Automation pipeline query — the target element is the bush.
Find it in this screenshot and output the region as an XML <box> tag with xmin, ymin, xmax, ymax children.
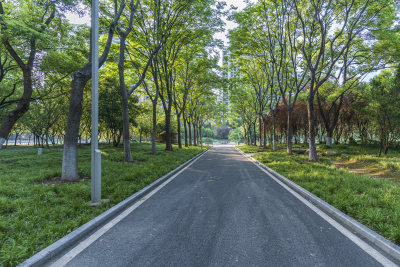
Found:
<box><xmin>229</xmin><ymin>128</ymin><xmax>243</xmax><ymax>143</ymax></box>
<box><xmin>202</xmin><ymin>127</ymin><xmax>217</xmax><ymax>138</ymax></box>
<box><xmin>203</xmin><ymin>137</ymin><xmax>214</xmax><ymax>143</ymax></box>
<box><xmin>349</xmin><ymin>137</ymin><xmax>357</xmax><ymax>145</ymax></box>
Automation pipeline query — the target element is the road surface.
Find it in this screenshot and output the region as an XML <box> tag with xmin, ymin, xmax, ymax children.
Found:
<box><xmin>50</xmin><ymin>146</ymin><xmax>397</xmax><ymax>267</ymax></box>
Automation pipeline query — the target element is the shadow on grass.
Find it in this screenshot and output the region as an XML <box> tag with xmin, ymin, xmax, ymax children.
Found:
<box><xmin>0</xmin><ymin>142</ymin><xmax>206</xmax><ymax>266</ymax></box>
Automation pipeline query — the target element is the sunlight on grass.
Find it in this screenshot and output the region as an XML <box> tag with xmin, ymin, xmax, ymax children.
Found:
<box><xmin>0</xmin><ymin>143</ymin><xmax>206</xmax><ymax>266</ymax></box>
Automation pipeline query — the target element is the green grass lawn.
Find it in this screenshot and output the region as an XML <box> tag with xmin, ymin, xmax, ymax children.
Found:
<box><xmin>238</xmin><ymin>143</ymin><xmax>400</xmax><ymax>182</ymax></box>
<box><xmin>0</xmin><ymin>143</ymin><xmax>206</xmax><ymax>266</ymax></box>
<box><xmin>237</xmin><ymin>144</ymin><xmax>400</xmax><ymax>246</ymax></box>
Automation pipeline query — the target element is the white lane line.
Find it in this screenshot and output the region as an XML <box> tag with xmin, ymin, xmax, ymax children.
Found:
<box><xmin>50</xmin><ymin>150</ymin><xmax>209</xmax><ymax>267</ymax></box>
<box><xmin>242</xmin><ymin>152</ymin><xmax>397</xmax><ymax>267</ymax></box>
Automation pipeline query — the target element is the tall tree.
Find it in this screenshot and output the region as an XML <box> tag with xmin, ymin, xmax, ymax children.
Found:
<box><xmin>292</xmin><ymin>0</ymin><xmax>390</xmax><ymax>161</ymax></box>
<box><xmin>117</xmin><ymin>0</ymin><xmax>161</xmax><ymax>162</ymax></box>
<box><xmin>357</xmin><ymin>69</ymin><xmax>400</xmax><ymax>156</ymax></box>
<box><xmin>62</xmin><ymin>0</ymin><xmax>126</xmax><ymax>180</ymax></box>
<box><xmin>0</xmin><ymin>0</ymin><xmax>62</xmax><ymax>148</ymax></box>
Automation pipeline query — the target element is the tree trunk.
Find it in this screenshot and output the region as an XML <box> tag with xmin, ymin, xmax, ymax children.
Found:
<box><xmin>259</xmin><ymin>116</ymin><xmax>262</xmax><ymax>147</ymax></box>
<box><xmin>287</xmin><ymin>107</ymin><xmax>293</xmax><ymax>155</ymax></box>
<box><xmin>14</xmin><ymin>132</ymin><xmax>19</xmax><ymax>146</ymax></box>
<box><xmin>176</xmin><ymin>111</ymin><xmax>182</xmax><ymax>149</ymax></box>
<box><xmin>45</xmin><ymin>129</ymin><xmax>50</xmax><ymax>149</ymax></box>
<box><xmin>62</xmin><ymin>72</ymin><xmax>91</xmax><ymax>180</ymax></box>
<box><xmin>0</xmin><ymin>70</ymin><xmax>33</xmax><ymax>149</ymax></box>
<box><xmin>188</xmin><ymin>119</ymin><xmax>192</xmax><ymax>146</ymax></box>
<box><xmin>193</xmin><ymin>122</ymin><xmax>197</xmax><ymax>146</ymax></box>
<box><xmin>119</xmin><ymin>35</ymin><xmax>134</xmax><ymax>163</ymax></box>
<box><xmin>165</xmin><ymin>108</ymin><xmax>173</xmax><ymax>151</ymax></box>
<box><xmin>151</xmin><ymin>100</ymin><xmax>157</xmax><ymax>155</ymax></box>
<box><xmin>263</xmin><ymin>117</ymin><xmax>267</xmax><ymax>149</ymax></box>
<box><xmin>307</xmin><ymin>94</ymin><xmax>319</xmax><ymax>161</ymax></box>
<box><xmin>253</xmin><ymin>122</ymin><xmax>256</xmax><ymax>146</ymax></box>
<box><xmin>247</xmin><ymin>125</ymin><xmax>251</xmax><ymax>145</ymax></box>
<box><xmin>61</xmin><ymin>4</ymin><xmax>123</xmax><ymax>180</ymax></box>
<box><xmin>272</xmin><ymin>112</ymin><xmax>277</xmax><ymax>151</ymax></box>
<box><xmin>199</xmin><ymin>125</ymin><xmax>203</xmax><ymax>149</ymax></box>
<box><xmin>384</xmin><ymin>143</ymin><xmax>389</xmax><ymax>155</ymax></box>
<box><xmin>243</xmin><ymin>127</ymin><xmax>247</xmax><ymax>145</ymax></box>
<box><xmin>326</xmin><ymin>135</ymin><xmax>333</xmax><ymax>148</ymax></box>
<box><xmin>197</xmin><ymin>122</ymin><xmax>200</xmax><ymax>145</ymax></box>
<box><xmin>183</xmin><ymin>113</ymin><xmax>188</xmax><ymax>147</ymax></box>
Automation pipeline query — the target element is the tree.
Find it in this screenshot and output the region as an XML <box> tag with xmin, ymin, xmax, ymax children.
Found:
<box><xmin>136</xmin><ymin>0</ymin><xmax>193</xmax><ymax>154</ymax></box>
<box><xmin>0</xmin><ymin>0</ymin><xmax>65</xmax><ymax>148</ymax></box>
<box><xmin>358</xmin><ymin>69</ymin><xmax>400</xmax><ymax>156</ymax></box>
<box><xmin>153</xmin><ymin>0</ymin><xmax>222</xmax><ymax>151</ymax></box>
<box><xmin>62</xmin><ymin>0</ymin><xmax>126</xmax><ymax>180</ymax></box>
<box><xmin>229</xmin><ymin>127</ymin><xmax>243</xmax><ymax>144</ymax></box>
<box><xmin>291</xmin><ymin>0</ymin><xmax>391</xmax><ymax>161</ymax></box>
<box><xmin>99</xmin><ymin>75</ymin><xmax>138</xmax><ymax>148</ymax></box>
<box><xmin>0</xmin><ymin>49</ymin><xmax>18</xmax><ymax>113</ymax></box>
<box><xmin>117</xmin><ymin>0</ymin><xmax>161</xmax><ymax>162</ymax></box>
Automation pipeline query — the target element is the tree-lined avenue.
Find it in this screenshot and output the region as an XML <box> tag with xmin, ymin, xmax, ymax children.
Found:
<box><xmin>47</xmin><ymin>146</ymin><xmax>397</xmax><ymax>267</ymax></box>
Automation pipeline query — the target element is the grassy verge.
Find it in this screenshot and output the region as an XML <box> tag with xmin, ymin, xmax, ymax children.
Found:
<box><xmin>0</xmin><ymin>143</ymin><xmax>206</xmax><ymax>266</ymax></box>
<box><xmin>236</xmin><ymin>144</ymin><xmax>400</xmax><ymax>246</ymax></box>
<box><xmin>237</xmin><ymin>143</ymin><xmax>400</xmax><ymax>182</ymax></box>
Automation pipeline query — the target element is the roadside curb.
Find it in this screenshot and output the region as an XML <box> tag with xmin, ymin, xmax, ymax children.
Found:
<box><xmin>235</xmin><ymin>147</ymin><xmax>400</xmax><ymax>262</ymax></box>
<box><xmin>20</xmin><ymin>147</ymin><xmax>210</xmax><ymax>267</ymax></box>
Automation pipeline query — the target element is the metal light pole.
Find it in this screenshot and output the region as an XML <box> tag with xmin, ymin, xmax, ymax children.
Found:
<box><xmin>91</xmin><ymin>0</ymin><xmax>101</xmax><ymax>204</ymax></box>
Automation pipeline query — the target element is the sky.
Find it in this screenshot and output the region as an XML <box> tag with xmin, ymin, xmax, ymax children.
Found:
<box><xmin>214</xmin><ymin>0</ymin><xmax>251</xmax><ymax>46</ymax></box>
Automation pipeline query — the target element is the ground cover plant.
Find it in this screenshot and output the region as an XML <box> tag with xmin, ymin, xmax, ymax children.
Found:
<box><xmin>0</xmin><ymin>143</ymin><xmax>206</xmax><ymax>266</ymax></box>
<box><xmin>237</xmin><ymin>144</ymin><xmax>400</xmax><ymax>182</ymax></box>
<box><xmin>237</xmin><ymin>144</ymin><xmax>400</xmax><ymax>246</ymax></box>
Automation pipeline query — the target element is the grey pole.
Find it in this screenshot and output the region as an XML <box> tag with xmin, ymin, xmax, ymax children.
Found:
<box><xmin>91</xmin><ymin>0</ymin><xmax>101</xmax><ymax>204</ymax></box>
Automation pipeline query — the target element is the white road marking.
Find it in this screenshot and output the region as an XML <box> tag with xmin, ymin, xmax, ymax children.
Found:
<box><xmin>242</xmin><ymin>151</ymin><xmax>397</xmax><ymax>267</ymax></box>
<box><xmin>49</xmin><ymin>150</ymin><xmax>209</xmax><ymax>267</ymax></box>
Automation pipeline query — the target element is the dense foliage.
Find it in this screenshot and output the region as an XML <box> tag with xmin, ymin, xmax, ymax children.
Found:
<box><xmin>228</xmin><ymin>0</ymin><xmax>400</xmax><ymax>158</ymax></box>
<box><xmin>0</xmin><ymin>0</ymin><xmax>225</xmax><ymax>179</ymax></box>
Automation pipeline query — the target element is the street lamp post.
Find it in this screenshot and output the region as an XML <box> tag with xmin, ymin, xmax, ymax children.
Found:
<box><xmin>91</xmin><ymin>0</ymin><xmax>101</xmax><ymax>205</ymax></box>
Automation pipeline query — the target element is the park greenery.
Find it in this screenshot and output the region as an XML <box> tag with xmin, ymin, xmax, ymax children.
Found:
<box><xmin>229</xmin><ymin>0</ymin><xmax>400</xmax><ymax>249</ymax></box>
<box><xmin>228</xmin><ymin>0</ymin><xmax>400</xmax><ymax>159</ymax></box>
<box><xmin>0</xmin><ymin>0</ymin><xmax>225</xmax><ymax>180</ymax></box>
<box><xmin>1</xmin><ymin>0</ymin><xmax>400</xmax><ymax>265</ymax></box>
<box><xmin>0</xmin><ymin>143</ymin><xmax>207</xmax><ymax>265</ymax></box>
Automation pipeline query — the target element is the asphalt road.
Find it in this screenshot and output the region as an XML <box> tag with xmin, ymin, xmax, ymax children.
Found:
<box><xmin>56</xmin><ymin>146</ymin><xmax>392</xmax><ymax>266</ymax></box>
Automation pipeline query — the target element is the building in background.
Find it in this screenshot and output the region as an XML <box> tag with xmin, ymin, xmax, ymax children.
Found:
<box><xmin>221</xmin><ymin>47</ymin><xmax>240</xmax><ymax>125</ymax></box>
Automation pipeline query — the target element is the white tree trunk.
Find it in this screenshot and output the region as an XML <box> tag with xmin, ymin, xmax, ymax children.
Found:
<box><xmin>326</xmin><ymin>137</ymin><xmax>333</xmax><ymax>148</ymax></box>
<box><xmin>273</xmin><ymin>140</ymin><xmax>277</xmax><ymax>151</ymax></box>
<box><xmin>62</xmin><ymin>144</ymin><xmax>78</xmax><ymax>180</ymax></box>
